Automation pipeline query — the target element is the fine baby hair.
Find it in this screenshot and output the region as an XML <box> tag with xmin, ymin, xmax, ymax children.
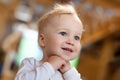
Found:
<box><xmin>38</xmin><ymin>3</ymin><xmax>83</xmax><ymax>38</ymax></box>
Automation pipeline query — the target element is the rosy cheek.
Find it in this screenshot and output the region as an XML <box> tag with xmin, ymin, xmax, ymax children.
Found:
<box><xmin>77</xmin><ymin>47</ymin><xmax>81</xmax><ymax>53</ymax></box>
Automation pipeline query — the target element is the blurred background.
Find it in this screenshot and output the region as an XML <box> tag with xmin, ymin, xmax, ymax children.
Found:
<box><xmin>0</xmin><ymin>0</ymin><xmax>120</xmax><ymax>80</ymax></box>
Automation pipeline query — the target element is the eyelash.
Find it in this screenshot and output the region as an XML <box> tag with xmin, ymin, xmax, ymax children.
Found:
<box><xmin>74</xmin><ymin>36</ymin><xmax>80</xmax><ymax>40</ymax></box>
<box><xmin>59</xmin><ymin>32</ymin><xmax>67</xmax><ymax>36</ymax></box>
<box><xmin>59</xmin><ymin>31</ymin><xmax>80</xmax><ymax>40</ymax></box>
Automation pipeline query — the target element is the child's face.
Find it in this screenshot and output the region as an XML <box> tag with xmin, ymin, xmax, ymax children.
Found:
<box><xmin>39</xmin><ymin>14</ymin><xmax>83</xmax><ymax>61</ymax></box>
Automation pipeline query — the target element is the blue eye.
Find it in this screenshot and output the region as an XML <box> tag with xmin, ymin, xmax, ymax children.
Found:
<box><xmin>59</xmin><ymin>32</ymin><xmax>66</xmax><ymax>36</ymax></box>
<box><xmin>74</xmin><ymin>36</ymin><xmax>80</xmax><ymax>40</ymax></box>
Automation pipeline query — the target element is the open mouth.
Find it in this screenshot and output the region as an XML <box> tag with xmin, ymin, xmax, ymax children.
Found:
<box><xmin>62</xmin><ymin>47</ymin><xmax>73</xmax><ymax>52</ymax></box>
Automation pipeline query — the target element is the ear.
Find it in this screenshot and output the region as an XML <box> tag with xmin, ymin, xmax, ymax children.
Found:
<box><xmin>39</xmin><ymin>33</ymin><xmax>45</xmax><ymax>48</ymax></box>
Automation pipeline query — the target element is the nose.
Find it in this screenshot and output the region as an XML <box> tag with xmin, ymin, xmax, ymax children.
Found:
<box><xmin>66</xmin><ymin>38</ymin><xmax>74</xmax><ymax>46</ymax></box>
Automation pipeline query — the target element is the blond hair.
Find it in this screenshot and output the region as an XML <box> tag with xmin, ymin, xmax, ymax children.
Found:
<box><xmin>37</xmin><ymin>3</ymin><xmax>84</xmax><ymax>47</ymax></box>
<box><xmin>38</xmin><ymin>3</ymin><xmax>82</xmax><ymax>33</ymax></box>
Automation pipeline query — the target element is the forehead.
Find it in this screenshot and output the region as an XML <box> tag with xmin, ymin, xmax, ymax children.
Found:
<box><xmin>48</xmin><ymin>14</ymin><xmax>83</xmax><ymax>31</ymax></box>
<box><xmin>51</xmin><ymin>14</ymin><xmax>81</xmax><ymax>23</ymax></box>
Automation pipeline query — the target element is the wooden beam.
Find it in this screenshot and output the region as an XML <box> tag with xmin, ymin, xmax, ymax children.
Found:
<box><xmin>81</xmin><ymin>21</ymin><xmax>120</xmax><ymax>47</ymax></box>
<box><xmin>97</xmin><ymin>39</ymin><xmax>115</xmax><ymax>80</ymax></box>
<box><xmin>35</xmin><ymin>0</ymin><xmax>54</xmax><ymax>6</ymax></box>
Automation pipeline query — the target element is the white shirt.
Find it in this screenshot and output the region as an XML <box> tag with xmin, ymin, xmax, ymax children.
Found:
<box><xmin>15</xmin><ymin>58</ymin><xmax>82</xmax><ymax>80</ymax></box>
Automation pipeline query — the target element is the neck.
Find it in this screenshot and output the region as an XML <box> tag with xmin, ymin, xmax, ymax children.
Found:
<box><xmin>41</xmin><ymin>55</ymin><xmax>48</xmax><ymax>63</ymax></box>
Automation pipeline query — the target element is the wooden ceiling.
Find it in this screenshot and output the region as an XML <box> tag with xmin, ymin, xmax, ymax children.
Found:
<box><xmin>0</xmin><ymin>0</ymin><xmax>120</xmax><ymax>11</ymax></box>
<box><xmin>85</xmin><ymin>0</ymin><xmax>120</xmax><ymax>9</ymax></box>
<box><xmin>0</xmin><ymin>0</ymin><xmax>120</xmax><ymax>47</ymax></box>
<box><xmin>35</xmin><ymin>0</ymin><xmax>120</xmax><ymax>9</ymax></box>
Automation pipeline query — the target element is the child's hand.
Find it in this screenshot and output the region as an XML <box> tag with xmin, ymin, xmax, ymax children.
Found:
<box><xmin>47</xmin><ymin>56</ymin><xmax>66</xmax><ymax>70</ymax></box>
<box><xmin>59</xmin><ymin>61</ymin><xmax>72</xmax><ymax>74</ymax></box>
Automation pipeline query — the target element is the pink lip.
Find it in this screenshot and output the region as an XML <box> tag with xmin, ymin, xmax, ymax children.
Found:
<box><xmin>62</xmin><ymin>47</ymin><xmax>73</xmax><ymax>52</ymax></box>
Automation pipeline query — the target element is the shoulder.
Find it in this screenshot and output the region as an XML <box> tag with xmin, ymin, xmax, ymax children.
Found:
<box><xmin>21</xmin><ymin>57</ymin><xmax>41</xmax><ymax>66</ymax></box>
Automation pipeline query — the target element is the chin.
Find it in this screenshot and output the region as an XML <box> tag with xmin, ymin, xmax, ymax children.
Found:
<box><xmin>70</xmin><ymin>57</ymin><xmax>76</xmax><ymax>60</ymax></box>
<box><xmin>59</xmin><ymin>54</ymin><xmax>74</xmax><ymax>61</ymax></box>
<box><xmin>66</xmin><ymin>57</ymin><xmax>74</xmax><ymax>61</ymax></box>
<box><xmin>62</xmin><ymin>57</ymin><xmax>71</xmax><ymax>61</ymax></box>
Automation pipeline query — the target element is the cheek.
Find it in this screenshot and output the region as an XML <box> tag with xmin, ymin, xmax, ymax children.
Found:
<box><xmin>46</xmin><ymin>38</ymin><xmax>59</xmax><ymax>48</ymax></box>
<box><xmin>76</xmin><ymin>44</ymin><xmax>81</xmax><ymax>53</ymax></box>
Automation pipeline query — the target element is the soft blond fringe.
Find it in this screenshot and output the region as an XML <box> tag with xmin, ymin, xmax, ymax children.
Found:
<box><xmin>52</xmin><ymin>3</ymin><xmax>77</xmax><ymax>14</ymax></box>
<box><xmin>38</xmin><ymin>3</ymin><xmax>77</xmax><ymax>31</ymax></box>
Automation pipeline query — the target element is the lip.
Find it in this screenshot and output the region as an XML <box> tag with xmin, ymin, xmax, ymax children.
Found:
<box><xmin>62</xmin><ymin>47</ymin><xmax>73</xmax><ymax>52</ymax></box>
